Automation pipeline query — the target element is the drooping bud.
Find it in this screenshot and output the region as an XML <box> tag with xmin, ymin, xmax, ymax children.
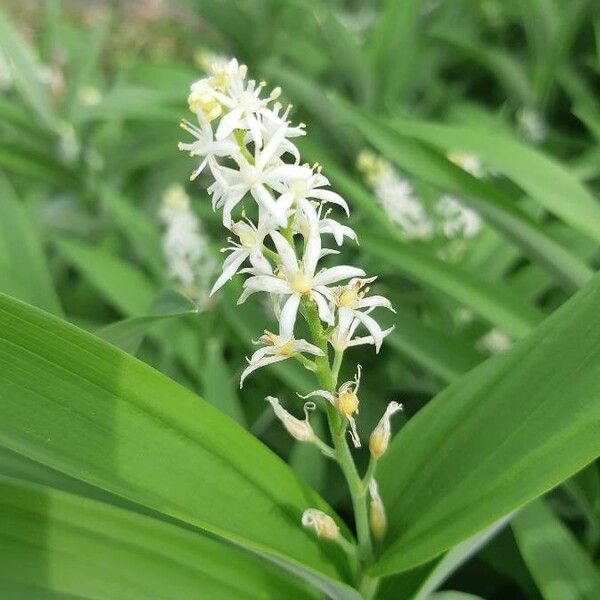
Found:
<box><xmin>335</xmin><ymin>366</ymin><xmax>362</xmax><ymax>448</ymax></box>
<box><xmin>302</xmin><ymin>509</ymin><xmax>339</xmax><ymax>540</ymax></box>
<box><xmin>368</xmin><ymin>480</ymin><xmax>387</xmax><ymax>539</ymax></box>
<box><xmin>265</xmin><ymin>396</ymin><xmax>315</xmax><ymax>442</ymax></box>
<box><xmin>369</xmin><ymin>401</ymin><xmax>402</xmax><ymax>459</ymax></box>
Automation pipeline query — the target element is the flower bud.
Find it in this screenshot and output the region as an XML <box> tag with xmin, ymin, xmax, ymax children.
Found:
<box><xmin>368</xmin><ymin>480</ymin><xmax>387</xmax><ymax>539</ymax></box>
<box><xmin>302</xmin><ymin>509</ymin><xmax>339</xmax><ymax>540</ymax></box>
<box><xmin>266</xmin><ymin>396</ymin><xmax>315</xmax><ymax>442</ymax></box>
<box><xmin>369</xmin><ymin>401</ymin><xmax>402</xmax><ymax>459</ymax></box>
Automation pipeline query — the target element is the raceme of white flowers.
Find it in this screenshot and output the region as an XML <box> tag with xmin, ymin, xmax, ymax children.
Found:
<box><xmin>160</xmin><ymin>184</ymin><xmax>217</xmax><ymax>308</ymax></box>
<box><xmin>179</xmin><ymin>58</ymin><xmax>401</xmax><ymax>548</ymax></box>
<box><xmin>358</xmin><ymin>149</ymin><xmax>483</xmax><ymax>246</ymax></box>
<box><xmin>357</xmin><ymin>150</ymin><xmax>434</xmax><ymax>240</ymax></box>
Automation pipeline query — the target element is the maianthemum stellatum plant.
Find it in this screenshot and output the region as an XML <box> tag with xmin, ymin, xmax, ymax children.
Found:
<box><xmin>1</xmin><ymin>3</ymin><xmax>600</xmax><ymax>598</ymax></box>
<box><xmin>178</xmin><ymin>57</ymin><xmax>401</xmax><ymax>592</ymax></box>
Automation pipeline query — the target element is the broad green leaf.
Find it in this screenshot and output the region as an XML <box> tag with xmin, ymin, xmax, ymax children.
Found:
<box><xmin>97</xmin><ymin>290</ymin><xmax>198</xmax><ymax>354</ymax></box>
<box><xmin>0</xmin><ymin>293</ymin><xmax>359</xmax><ymax>599</ymax></box>
<box><xmin>513</xmin><ymin>499</ymin><xmax>600</xmax><ymax>600</ymax></box>
<box><xmin>368</xmin><ymin>0</ymin><xmax>420</xmax><ymax>105</ymax></box>
<box><xmin>412</xmin><ymin>516</ymin><xmax>512</xmax><ymax>600</ymax></box>
<box><xmin>0</xmin><ymin>476</ymin><xmax>315</xmax><ymax>599</ymax></box>
<box><xmin>202</xmin><ymin>338</ymin><xmax>246</xmax><ymax>425</ymax></box>
<box><xmin>386</xmin><ymin>313</ymin><xmax>484</xmax><ymax>384</ymax></box>
<box><xmin>104</xmin><ymin>189</ymin><xmax>165</xmax><ymax>278</ymax></box>
<box><xmin>56</xmin><ymin>238</ymin><xmax>156</xmax><ymax>315</ymax></box>
<box><xmin>0</xmin><ymin>172</ymin><xmax>62</xmax><ymax>315</ymax></box>
<box><xmin>388</xmin><ymin>117</ymin><xmax>600</xmax><ymax>246</ymax></box>
<box><xmin>331</xmin><ymin>100</ymin><xmax>594</xmax><ymax>291</ymax></box>
<box><xmin>360</xmin><ymin>229</ymin><xmax>543</xmax><ymax>338</ymax></box>
<box><xmin>375</xmin><ymin>273</ymin><xmax>600</xmax><ymax>576</ymax></box>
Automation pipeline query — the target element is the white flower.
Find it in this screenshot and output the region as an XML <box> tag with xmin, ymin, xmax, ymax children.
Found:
<box><xmin>275</xmin><ymin>166</ymin><xmax>350</xmax><ymax>217</ymax></box>
<box><xmin>369</xmin><ymin>401</ymin><xmax>403</xmax><ymax>459</ymax></box>
<box><xmin>479</xmin><ymin>328</ymin><xmax>512</xmax><ymax>354</ymax></box>
<box><xmin>332</xmin><ymin>278</ymin><xmax>395</xmax><ymax>352</ymax></box>
<box><xmin>208</xmin><ymin>60</ymin><xmax>281</xmax><ymax>148</ymax></box>
<box><xmin>239</xmin><ymin>204</ymin><xmax>365</xmax><ymax>339</ymax></box>
<box><xmin>295</xmin><ymin>204</ymin><xmax>357</xmax><ymax>247</ymax></box>
<box><xmin>329</xmin><ymin>316</ymin><xmax>394</xmax><ymax>353</ymax></box>
<box><xmin>210</xmin><ymin>217</ymin><xmax>272</xmax><ymax>295</ymax></box>
<box><xmin>240</xmin><ymin>331</ymin><xmax>324</xmax><ymax>387</ymax></box>
<box><xmin>265</xmin><ymin>396</ymin><xmax>316</xmax><ymax>441</ymax></box>
<box><xmin>436</xmin><ymin>195</ymin><xmax>481</xmax><ymax>239</ymax></box>
<box><xmin>178</xmin><ymin>117</ymin><xmax>238</xmax><ymax>180</ymax></box>
<box><xmin>447</xmin><ymin>151</ymin><xmax>484</xmax><ymax>178</ymax></box>
<box><xmin>207</xmin><ymin>124</ymin><xmax>305</xmax><ymax>227</ymax></box>
<box><xmin>517</xmin><ymin>108</ymin><xmax>547</xmax><ymax>143</ymax></box>
<box><xmin>358</xmin><ymin>150</ymin><xmax>434</xmax><ymax>240</ymax></box>
<box><xmin>301</xmin><ymin>366</ymin><xmax>364</xmax><ymax>448</ymax></box>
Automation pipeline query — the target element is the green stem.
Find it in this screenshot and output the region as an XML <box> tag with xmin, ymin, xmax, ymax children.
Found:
<box><xmin>301</xmin><ymin>299</ymin><xmax>375</xmax><ymax>576</ymax></box>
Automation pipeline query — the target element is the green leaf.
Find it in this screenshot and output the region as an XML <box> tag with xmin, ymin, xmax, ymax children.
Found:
<box><xmin>330</xmin><ymin>99</ymin><xmax>593</xmax><ymax>291</ymax></box>
<box><xmin>202</xmin><ymin>338</ymin><xmax>246</xmax><ymax>426</ymax></box>
<box><xmin>0</xmin><ymin>172</ymin><xmax>62</xmax><ymax>315</ymax></box>
<box><xmin>0</xmin><ymin>293</ymin><xmax>359</xmax><ymax>599</ymax></box>
<box><xmin>0</xmin><ymin>476</ymin><xmax>315</xmax><ymax>599</ymax></box>
<box><xmin>0</xmin><ymin>9</ymin><xmax>59</xmax><ymax>131</ymax></box>
<box><xmin>375</xmin><ymin>273</ymin><xmax>600</xmax><ymax>576</ymax></box>
<box><xmin>513</xmin><ymin>499</ymin><xmax>600</xmax><ymax>600</ymax></box>
<box><xmin>411</xmin><ymin>516</ymin><xmax>512</xmax><ymax>600</ymax></box>
<box><xmin>97</xmin><ymin>290</ymin><xmax>198</xmax><ymax>354</ymax></box>
<box><xmin>388</xmin><ymin>116</ymin><xmax>600</xmax><ymax>246</ymax></box>
<box><xmin>386</xmin><ymin>313</ymin><xmax>484</xmax><ymax>384</ymax></box>
<box><xmin>360</xmin><ymin>229</ymin><xmax>543</xmax><ymax>338</ymax></box>
<box><xmin>56</xmin><ymin>238</ymin><xmax>156</xmax><ymax>315</ymax></box>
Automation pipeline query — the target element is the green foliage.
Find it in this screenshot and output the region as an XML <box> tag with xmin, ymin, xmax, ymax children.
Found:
<box><xmin>0</xmin><ymin>0</ymin><xmax>598</xmax><ymax>597</ymax></box>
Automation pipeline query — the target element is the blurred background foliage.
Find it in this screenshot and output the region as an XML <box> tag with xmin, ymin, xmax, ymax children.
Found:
<box><xmin>0</xmin><ymin>1</ymin><xmax>599</xmax><ymax>598</ymax></box>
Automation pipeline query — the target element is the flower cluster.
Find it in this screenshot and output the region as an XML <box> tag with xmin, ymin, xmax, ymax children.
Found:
<box><xmin>357</xmin><ymin>150</ymin><xmax>434</xmax><ymax>240</ymax></box>
<box><xmin>159</xmin><ymin>184</ymin><xmax>217</xmax><ymax>307</ymax></box>
<box><xmin>357</xmin><ymin>150</ymin><xmax>483</xmax><ymax>259</ymax></box>
<box><xmin>179</xmin><ymin>58</ymin><xmax>394</xmax><ymax>381</ymax></box>
<box><xmin>179</xmin><ymin>58</ymin><xmax>401</xmax><ymax>550</ymax></box>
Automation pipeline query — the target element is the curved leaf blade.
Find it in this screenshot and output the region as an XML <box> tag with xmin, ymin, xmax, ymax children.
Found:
<box><xmin>513</xmin><ymin>499</ymin><xmax>600</xmax><ymax>600</ymax></box>
<box><xmin>375</xmin><ymin>273</ymin><xmax>600</xmax><ymax>576</ymax></box>
<box><xmin>0</xmin><ymin>293</ymin><xmax>358</xmax><ymax>598</ymax></box>
<box><xmin>0</xmin><ymin>476</ymin><xmax>316</xmax><ymax>599</ymax></box>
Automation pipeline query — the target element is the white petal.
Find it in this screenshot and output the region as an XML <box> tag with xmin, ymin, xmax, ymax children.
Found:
<box><xmin>240</xmin><ymin>354</ymin><xmax>287</xmax><ymax>387</ymax></box>
<box><xmin>210</xmin><ymin>250</ymin><xmax>248</xmax><ymax>295</ymax></box>
<box><xmin>301</xmin><ymin>202</ymin><xmax>321</xmax><ymax>276</ymax></box>
<box><xmin>252</xmin><ymin>185</ymin><xmax>287</xmax><ymax>227</ymax></box>
<box><xmin>243</xmin><ymin>275</ymin><xmax>291</xmax><ymax>296</ymax></box>
<box><xmin>309</xmin><ymin>189</ymin><xmax>350</xmax><ymax>215</ymax></box>
<box><xmin>257</xmin><ymin>123</ymin><xmax>287</xmax><ymax>169</ymax></box>
<box><xmin>313</xmin><ymin>266</ymin><xmax>365</xmax><ymax>286</ymax></box>
<box><xmin>270</xmin><ymin>231</ymin><xmax>299</xmax><ymax>279</ymax></box>
<box><xmin>279</xmin><ymin>294</ymin><xmax>301</xmax><ymax>340</ymax></box>
<box><xmin>298</xmin><ymin>389</ymin><xmax>335</xmax><ymax>403</ymax></box>
<box><xmin>246</xmin><ymin>113</ymin><xmax>263</xmax><ymax>149</ymax></box>
<box><xmin>311</xmin><ymin>291</ymin><xmax>334</xmax><ymax>325</ymax></box>
<box><xmin>292</xmin><ymin>339</ymin><xmax>325</xmax><ymax>356</ymax></box>
<box><xmin>356</xmin><ymin>295</ymin><xmax>395</xmax><ymax>311</ymax></box>
<box><xmin>353</xmin><ymin>310</ymin><xmax>386</xmax><ymax>352</ymax></box>
<box><xmin>215</xmin><ymin>107</ymin><xmax>243</xmax><ymax>140</ymax></box>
